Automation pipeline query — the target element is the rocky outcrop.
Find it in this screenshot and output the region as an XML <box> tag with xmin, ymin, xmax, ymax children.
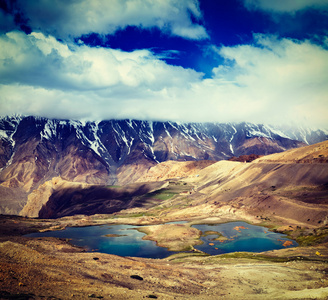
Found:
<box><xmin>228</xmin><ymin>154</ymin><xmax>262</xmax><ymax>162</ymax></box>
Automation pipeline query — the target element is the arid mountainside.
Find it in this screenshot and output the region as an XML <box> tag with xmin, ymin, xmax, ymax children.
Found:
<box><xmin>137</xmin><ymin>160</ymin><xmax>216</xmax><ymax>182</ymax></box>
<box><xmin>0</xmin><ymin>141</ymin><xmax>328</xmax><ymax>299</ymax></box>
<box><xmin>2</xmin><ymin>115</ymin><xmax>325</xmax><ymax>215</ymax></box>
<box><xmin>38</xmin><ymin>180</ymin><xmax>171</xmax><ymax>219</ymax></box>
<box><xmin>115</xmin><ymin>140</ymin><xmax>328</xmax><ymax>228</ymax></box>
<box><xmin>256</xmin><ymin>140</ymin><xmax>328</xmax><ymax>163</ymax></box>
<box><xmin>16</xmin><ymin>140</ymin><xmax>328</xmax><ymax>225</ymax></box>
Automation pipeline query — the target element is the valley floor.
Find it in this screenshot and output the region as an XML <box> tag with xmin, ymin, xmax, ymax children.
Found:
<box><xmin>2</xmin><ymin>137</ymin><xmax>328</xmax><ymax>299</ymax></box>
<box><xmin>0</xmin><ymin>214</ymin><xmax>328</xmax><ymax>300</ymax></box>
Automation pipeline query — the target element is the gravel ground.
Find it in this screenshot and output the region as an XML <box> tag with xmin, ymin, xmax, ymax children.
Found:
<box><xmin>0</xmin><ymin>215</ymin><xmax>328</xmax><ymax>299</ymax></box>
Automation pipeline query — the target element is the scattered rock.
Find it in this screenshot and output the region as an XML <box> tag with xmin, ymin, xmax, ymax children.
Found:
<box><xmin>130</xmin><ymin>275</ymin><xmax>143</xmax><ymax>281</ymax></box>
<box><xmin>0</xmin><ymin>291</ymin><xmax>36</xmax><ymax>299</ymax></box>
<box><xmin>88</xmin><ymin>294</ymin><xmax>103</xmax><ymax>299</ymax></box>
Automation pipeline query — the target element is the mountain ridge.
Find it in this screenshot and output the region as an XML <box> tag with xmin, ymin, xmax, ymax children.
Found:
<box><xmin>19</xmin><ymin>140</ymin><xmax>328</xmax><ymax>224</ymax></box>
<box><xmin>0</xmin><ymin>115</ymin><xmax>327</xmax><ymax>216</ymax></box>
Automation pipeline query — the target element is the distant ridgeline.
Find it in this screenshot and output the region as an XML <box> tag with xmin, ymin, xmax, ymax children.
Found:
<box><xmin>0</xmin><ymin>115</ymin><xmax>327</xmax><ymax>214</ymax></box>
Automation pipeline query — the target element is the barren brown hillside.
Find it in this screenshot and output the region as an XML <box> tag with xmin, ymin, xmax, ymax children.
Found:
<box><xmin>17</xmin><ymin>141</ymin><xmax>328</xmax><ymax>222</ymax></box>
<box><xmin>255</xmin><ymin>140</ymin><xmax>328</xmax><ymax>163</ymax></box>
<box><xmin>117</xmin><ymin>141</ymin><xmax>328</xmax><ymax>229</ymax></box>
<box><xmin>137</xmin><ymin>160</ymin><xmax>216</xmax><ymax>182</ymax></box>
<box><xmin>1</xmin><ymin>142</ymin><xmax>328</xmax><ymax>299</ymax></box>
<box><xmin>172</xmin><ymin>141</ymin><xmax>328</xmax><ymax>227</ymax></box>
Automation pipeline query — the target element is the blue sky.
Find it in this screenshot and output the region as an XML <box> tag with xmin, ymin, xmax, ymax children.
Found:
<box><xmin>0</xmin><ymin>0</ymin><xmax>328</xmax><ymax>127</ymax></box>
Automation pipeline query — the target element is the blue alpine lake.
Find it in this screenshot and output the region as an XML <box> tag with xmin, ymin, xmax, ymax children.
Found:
<box><xmin>193</xmin><ymin>221</ymin><xmax>298</xmax><ymax>255</ymax></box>
<box><xmin>25</xmin><ymin>224</ymin><xmax>176</xmax><ymax>259</ymax></box>
<box><xmin>25</xmin><ymin>221</ymin><xmax>297</xmax><ymax>258</ymax></box>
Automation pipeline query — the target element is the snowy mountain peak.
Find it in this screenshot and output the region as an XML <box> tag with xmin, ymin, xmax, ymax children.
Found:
<box><xmin>0</xmin><ymin>116</ymin><xmax>327</xmax><ymax>179</ymax></box>
<box><xmin>0</xmin><ymin>115</ymin><xmax>326</xmax><ymax>201</ymax></box>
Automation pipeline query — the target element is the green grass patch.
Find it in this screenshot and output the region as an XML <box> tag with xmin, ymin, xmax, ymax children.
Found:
<box><xmin>153</xmin><ymin>192</ymin><xmax>177</xmax><ymax>201</ymax></box>
<box><xmin>217</xmin><ymin>252</ymin><xmax>292</xmax><ymax>262</ymax></box>
<box><xmin>115</xmin><ymin>212</ymin><xmax>155</xmax><ymax>218</ymax></box>
<box><xmin>204</xmin><ymin>252</ymin><xmax>327</xmax><ymax>264</ymax></box>
<box><xmin>105</xmin><ymin>185</ymin><xmax>121</xmax><ymax>189</ymax></box>
<box><xmin>166</xmin><ymin>252</ymin><xmax>209</xmax><ymax>261</ymax></box>
<box><xmin>141</xmin><ymin>189</ymin><xmax>178</xmax><ymax>201</ymax></box>
<box><xmin>168</xmin><ymin>251</ymin><xmax>328</xmax><ymax>264</ymax></box>
<box><xmin>201</xmin><ymin>230</ymin><xmax>222</xmax><ymax>237</ymax></box>
<box><xmin>296</xmin><ymin>230</ymin><xmax>328</xmax><ymax>247</ymax></box>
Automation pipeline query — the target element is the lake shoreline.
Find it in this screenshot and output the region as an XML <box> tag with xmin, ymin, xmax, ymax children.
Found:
<box><xmin>23</xmin><ymin>219</ymin><xmax>299</xmax><ymax>258</ymax></box>
<box><xmin>1</xmin><ymin>214</ymin><xmax>328</xmax><ymax>299</ymax></box>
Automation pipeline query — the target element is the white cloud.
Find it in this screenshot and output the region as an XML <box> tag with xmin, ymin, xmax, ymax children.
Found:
<box><xmin>0</xmin><ymin>31</ymin><xmax>203</xmax><ymax>121</ymax></box>
<box><xmin>211</xmin><ymin>34</ymin><xmax>328</xmax><ymax>126</ymax></box>
<box><xmin>243</xmin><ymin>0</ymin><xmax>328</xmax><ymax>13</ymax></box>
<box><xmin>0</xmin><ymin>32</ymin><xmax>327</xmax><ymax>128</ymax></box>
<box><xmin>13</xmin><ymin>0</ymin><xmax>208</xmax><ymax>40</ymax></box>
<box><xmin>0</xmin><ymin>31</ymin><xmax>201</xmax><ymax>91</ymax></box>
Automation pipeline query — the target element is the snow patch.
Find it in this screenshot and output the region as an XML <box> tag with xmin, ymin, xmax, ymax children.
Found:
<box><xmin>168</xmin><ymin>121</ymin><xmax>178</xmax><ymax>131</ymax></box>
<box><xmin>230</xmin><ymin>144</ymin><xmax>234</xmax><ymax>155</ymax></box>
<box><xmin>245</xmin><ymin>123</ymin><xmax>270</xmax><ymax>139</ymax></box>
<box><xmin>40</xmin><ymin>119</ymin><xmax>57</xmax><ymax>140</ymax></box>
<box><xmin>163</xmin><ymin>123</ymin><xmax>172</xmax><ymax>139</ymax></box>
<box><xmin>229</xmin><ymin>125</ymin><xmax>237</xmax><ymax>142</ymax></box>
<box><xmin>0</xmin><ymin>117</ymin><xmax>21</xmax><ymax>170</ymax></box>
<box><xmin>0</xmin><ymin>129</ymin><xmax>9</xmax><ymax>139</ymax></box>
<box><xmin>264</xmin><ymin>125</ymin><xmax>290</xmax><ymax>139</ymax></box>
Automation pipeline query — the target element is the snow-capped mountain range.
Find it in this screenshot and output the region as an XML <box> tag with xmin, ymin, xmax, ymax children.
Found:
<box><xmin>0</xmin><ymin>115</ymin><xmax>327</xmax><ymax>193</ymax></box>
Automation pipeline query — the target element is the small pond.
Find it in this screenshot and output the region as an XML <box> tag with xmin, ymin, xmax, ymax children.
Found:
<box><xmin>193</xmin><ymin>221</ymin><xmax>298</xmax><ymax>255</ymax></box>
<box><xmin>25</xmin><ymin>224</ymin><xmax>176</xmax><ymax>259</ymax></box>
<box><xmin>25</xmin><ymin>222</ymin><xmax>297</xmax><ymax>258</ymax></box>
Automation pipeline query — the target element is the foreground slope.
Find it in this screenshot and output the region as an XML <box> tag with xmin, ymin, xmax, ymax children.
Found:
<box><xmin>0</xmin><ymin>215</ymin><xmax>328</xmax><ymax>300</ymax></box>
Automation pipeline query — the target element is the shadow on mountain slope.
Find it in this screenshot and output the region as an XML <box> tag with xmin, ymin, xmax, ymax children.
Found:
<box><xmin>38</xmin><ymin>181</ymin><xmax>179</xmax><ymax>218</ymax></box>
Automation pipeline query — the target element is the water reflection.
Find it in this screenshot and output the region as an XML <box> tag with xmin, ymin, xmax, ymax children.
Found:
<box><xmin>192</xmin><ymin>222</ymin><xmax>298</xmax><ymax>255</ymax></box>
<box><xmin>25</xmin><ymin>222</ymin><xmax>297</xmax><ymax>258</ymax></box>
<box><xmin>25</xmin><ymin>224</ymin><xmax>176</xmax><ymax>258</ymax></box>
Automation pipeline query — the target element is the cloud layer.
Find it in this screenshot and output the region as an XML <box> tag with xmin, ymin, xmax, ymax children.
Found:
<box><xmin>0</xmin><ymin>1</ymin><xmax>327</xmax><ymax>128</ymax></box>
<box><xmin>2</xmin><ymin>0</ymin><xmax>208</xmax><ymax>40</ymax></box>
<box><xmin>1</xmin><ymin>31</ymin><xmax>327</xmax><ymax>127</ymax></box>
<box><xmin>243</xmin><ymin>0</ymin><xmax>328</xmax><ymax>13</ymax></box>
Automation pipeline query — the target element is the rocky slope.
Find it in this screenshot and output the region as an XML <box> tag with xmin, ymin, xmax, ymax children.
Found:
<box><xmin>16</xmin><ymin>140</ymin><xmax>328</xmax><ymax>224</ymax></box>
<box><xmin>0</xmin><ymin>141</ymin><xmax>327</xmax><ymax>298</ymax></box>
<box><xmin>115</xmin><ymin>141</ymin><xmax>328</xmax><ymax>228</ymax></box>
<box><xmin>0</xmin><ymin>115</ymin><xmax>327</xmax><ymax>215</ymax></box>
<box><xmin>1</xmin><ymin>227</ymin><xmax>327</xmax><ymax>300</ymax></box>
